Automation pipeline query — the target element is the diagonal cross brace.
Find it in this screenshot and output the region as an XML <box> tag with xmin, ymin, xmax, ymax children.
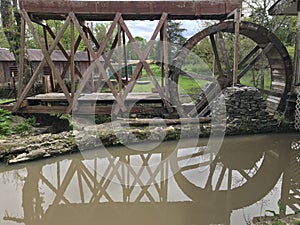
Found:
<box><xmin>113</xmin><ymin>13</ymin><xmax>172</xmax><ymax>114</ymax></box>
<box><xmin>13</xmin><ymin>11</ymin><xmax>72</xmax><ymax>112</ymax></box>
<box><xmin>68</xmin><ymin>12</ymin><xmax>127</xmax><ymax>113</ymax></box>
<box><xmin>21</xmin><ymin>9</ymin><xmax>72</xmax><ymax>104</ymax></box>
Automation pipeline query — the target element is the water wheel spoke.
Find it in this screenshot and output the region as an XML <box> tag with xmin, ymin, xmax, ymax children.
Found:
<box><xmin>177</xmin><ymin>148</ymin><xmax>207</xmax><ymax>161</ymax></box>
<box><xmin>215</xmin><ymin>166</ymin><xmax>227</xmax><ymax>190</ymax></box>
<box><xmin>238</xmin><ymin>43</ymin><xmax>273</xmax><ymax>80</ymax></box>
<box><xmin>217</xmin><ymin>32</ymin><xmax>232</xmax><ymax>78</ymax></box>
<box><xmin>228</xmin><ymin>168</ymin><xmax>232</xmax><ymax>190</ymax></box>
<box><xmin>238</xmin><ymin>45</ymin><xmax>260</xmax><ymax>69</ymax></box>
<box><xmin>210</xmin><ymin>34</ymin><xmax>224</xmax><ymax>77</ymax></box>
<box><xmin>237</xmin><ymin>169</ymin><xmax>251</xmax><ymax>180</ymax></box>
<box><xmin>204</xmin><ymin>161</ymin><xmax>218</xmax><ymax>190</ymax></box>
<box><xmin>180</xmin><ymin>161</ymin><xmax>212</xmax><ymax>172</ymax></box>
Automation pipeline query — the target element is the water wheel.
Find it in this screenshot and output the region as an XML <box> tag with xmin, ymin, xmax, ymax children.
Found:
<box><xmin>169</xmin><ymin>21</ymin><xmax>293</xmax><ymax>117</ymax></box>
<box><xmin>169</xmin><ymin>135</ymin><xmax>289</xmax><ymax>210</ymax></box>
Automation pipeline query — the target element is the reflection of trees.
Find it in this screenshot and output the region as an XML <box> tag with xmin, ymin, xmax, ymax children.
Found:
<box><xmin>2</xmin><ymin>135</ymin><xmax>300</xmax><ymax>225</ymax></box>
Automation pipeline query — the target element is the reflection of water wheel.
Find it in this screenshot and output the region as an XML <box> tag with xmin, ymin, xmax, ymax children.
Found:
<box><xmin>169</xmin><ymin>21</ymin><xmax>292</xmax><ymax>116</ymax></box>
<box><xmin>170</xmin><ymin>137</ymin><xmax>288</xmax><ymax>210</ymax></box>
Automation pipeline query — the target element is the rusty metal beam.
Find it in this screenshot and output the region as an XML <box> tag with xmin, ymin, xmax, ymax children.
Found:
<box><xmin>19</xmin><ymin>0</ymin><xmax>241</xmax><ymax>21</ymax></box>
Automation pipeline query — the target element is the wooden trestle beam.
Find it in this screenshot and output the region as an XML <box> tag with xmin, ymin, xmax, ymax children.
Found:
<box><xmin>19</xmin><ymin>0</ymin><xmax>241</xmax><ymax>21</ymax></box>
<box><xmin>14</xmin><ymin>0</ymin><xmax>242</xmax><ymax>115</ymax></box>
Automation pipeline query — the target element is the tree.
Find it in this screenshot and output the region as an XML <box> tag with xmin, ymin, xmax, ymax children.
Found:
<box><xmin>0</xmin><ymin>0</ymin><xmax>20</xmax><ymax>59</ymax></box>
<box><xmin>0</xmin><ymin>23</ymin><xmax>9</xmax><ymax>48</ymax></box>
<box><xmin>127</xmin><ymin>36</ymin><xmax>147</xmax><ymax>60</ymax></box>
<box><xmin>244</xmin><ymin>0</ymin><xmax>296</xmax><ymax>50</ymax></box>
<box><xmin>166</xmin><ymin>20</ymin><xmax>187</xmax><ymax>62</ymax></box>
<box><xmin>167</xmin><ymin>21</ymin><xmax>186</xmax><ymax>46</ymax></box>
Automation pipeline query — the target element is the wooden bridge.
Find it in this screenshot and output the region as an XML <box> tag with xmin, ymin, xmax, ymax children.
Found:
<box><xmin>0</xmin><ymin>0</ymin><xmax>293</xmax><ymax>116</ymax></box>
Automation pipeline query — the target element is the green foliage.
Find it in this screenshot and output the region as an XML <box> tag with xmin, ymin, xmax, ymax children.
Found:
<box><xmin>26</xmin><ymin>20</ymin><xmax>86</xmax><ymax>51</ymax></box>
<box><xmin>0</xmin><ymin>0</ymin><xmax>21</xmax><ymax>59</ymax></box>
<box><xmin>0</xmin><ymin>24</ymin><xmax>9</xmax><ymax>48</ymax></box>
<box><xmin>95</xmin><ymin>115</ymin><xmax>111</xmax><ymax>124</ymax></box>
<box><xmin>286</xmin><ymin>45</ymin><xmax>295</xmax><ymax>61</ymax></box>
<box><xmin>167</xmin><ymin>21</ymin><xmax>186</xmax><ymax>46</ymax></box>
<box><xmin>0</xmin><ymin>121</ymin><xmax>10</xmax><ymax>136</ymax></box>
<box><xmin>272</xmin><ymin>221</ymin><xmax>288</xmax><ymax>225</ymax></box>
<box><xmin>293</xmin><ymin>220</ymin><xmax>300</xmax><ymax>225</ymax></box>
<box><xmin>0</xmin><ymin>109</ymin><xmax>12</xmax><ymax>135</ymax></box>
<box><xmin>0</xmin><ymin>108</ymin><xmax>12</xmax><ymax>122</ymax></box>
<box><xmin>127</xmin><ymin>36</ymin><xmax>147</xmax><ymax>60</ymax></box>
<box><xmin>59</xmin><ymin>114</ymin><xmax>73</xmax><ymax>128</ymax></box>
<box><xmin>278</xmin><ymin>200</ymin><xmax>286</xmax><ymax>216</ymax></box>
<box><xmin>12</xmin><ymin>117</ymin><xmax>37</xmax><ymax>135</ymax></box>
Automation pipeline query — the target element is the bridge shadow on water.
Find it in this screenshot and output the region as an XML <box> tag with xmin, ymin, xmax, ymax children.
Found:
<box><xmin>0</xmin><ymin>133</ymin><xmax>299</xmax><ymax>225</ymax></box>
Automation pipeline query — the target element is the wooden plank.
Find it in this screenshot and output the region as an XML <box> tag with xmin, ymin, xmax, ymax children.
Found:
<box><xmin>26</xmin><ymin>92</ymin><xmax>163</xmax><ymax>103</ymax></box>
<box><xmin>18</xmin><ymin>17</ymin><xmax>26</xmax><ymax>98</ymax></box>
<box><xmin>70</xmin><ymin>20</ymin><xmax>75</xmax><ymax>97</ymax></box>
<box><xmin>79</xmin><ymin>92</ymin><xmax>162</xmax><ymax>102</ymax></box>
<box><xmin>19</xmin><ymin>0</ymin><xmax>242</xmax><ymax>20</ymax></box>
<box><xmin>233</xmin><ymin>8</ymin><xmax>241</xmax><ymax>85</ymax></box>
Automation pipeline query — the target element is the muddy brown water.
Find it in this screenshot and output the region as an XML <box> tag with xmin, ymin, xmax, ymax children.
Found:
<box><xmin>0</xmin><ymin>133</ymin><xmax>299</xmax><ymax>225</ymax></box>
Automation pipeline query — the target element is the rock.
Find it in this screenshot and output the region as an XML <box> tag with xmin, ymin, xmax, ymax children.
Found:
<box><xmin>212</xmin><ymin>86</ymin><xmax>280</xmax><ymax>135</ymax></box>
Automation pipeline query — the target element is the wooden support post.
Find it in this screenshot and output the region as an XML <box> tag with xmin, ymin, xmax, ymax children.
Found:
<box><xmin>117</xmin><ymin>23</ymin><xmax>122</xmax><ymax>90</ymax></box>
<box><xmin>233</xmin><ymin>8</ymin><xmax>241</xmax><ymax>86</ymax></box>
<box><xmin>160</xmin><ymin>18</ymin><xmax>168</xmax><ymax>98</ymax></box>
<box><xmin>43</xmin><ymin>24</ymin><xmax>54</xmax><ymax>92</ymax></box>
<box><xmin>70</xmin><ymin>20</ymin><xmax>75</xmax><ymax>98</ymax></box>
<box><xmin>84</xmin><ymin>26</ymin><xmax>94</xmax><ymax>92</ymax></box>
<box><xmin>122</xmin><ymin>29</ymin><xmax>129</xmax><ymax>84</ymax></box>
<box><xmin>294</xmin><ymin>0</ymin><xmax>300</xmax><ymax>87</ymax></box>
<box><xmin>18</xmin><ymin>17</ymin><xmax>25</xmax><ymax>98</ymax></box>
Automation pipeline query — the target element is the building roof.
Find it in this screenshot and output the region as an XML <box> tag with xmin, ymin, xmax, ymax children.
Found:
<box><xmin>269</xmin><ymin>0</ymin><xmax>297</xmax><ymax>16</ymax></box>
<box><xmin>0</xmin><ymin>48</ymin><xmax>15</xmax><ymax>61</ymax></box>
<box><xmin>27</xmin><ymin>49</ymin><xmax>104</xmax><ymax>62</ymax></box>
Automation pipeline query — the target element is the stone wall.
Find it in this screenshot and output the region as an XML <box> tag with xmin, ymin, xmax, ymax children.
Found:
<box><xmin>213</xmin><ymin>86</ymin><xmax>280</xmax><ymax>135</ymax></box>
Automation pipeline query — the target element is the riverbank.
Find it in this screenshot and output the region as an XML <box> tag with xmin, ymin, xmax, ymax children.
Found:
<box><xmin>0</xmin><ymin>116</ymin><xmax>296</xmax><ymax>164</ymax></box>
<box><xmin>0</xmin><ymin>86</ymin><xmax>298</xmax><ymax>164</ymax></box>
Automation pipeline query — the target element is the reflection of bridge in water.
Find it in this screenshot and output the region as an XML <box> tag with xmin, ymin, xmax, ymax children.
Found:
<box><xmin>2</xmin><ymin>134</ymin><xmax>300</xmax><ymax>225</ymax></box>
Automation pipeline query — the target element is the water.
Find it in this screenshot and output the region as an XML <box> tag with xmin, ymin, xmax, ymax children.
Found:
<box><xmin>0</xmin><ymin>133</ymin><xmax>299</xmax><ymax>225</ymax></box>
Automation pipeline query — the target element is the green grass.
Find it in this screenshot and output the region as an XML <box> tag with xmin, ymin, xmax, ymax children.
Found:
<box><xmin>240</xmin><ymin>71</ymin><xmax>271</xmax><ymax>91</ymax></box>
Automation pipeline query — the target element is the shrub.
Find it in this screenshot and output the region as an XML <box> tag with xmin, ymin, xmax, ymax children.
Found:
<box><xmin>12</xmin><ymin>117</ymin><xmax>38</xmax><ymax>135</ymax></box>
<box><xmin>0</xmin><ymin>109</ymin><xmax>12</xmax><ymax>136</ymax></box>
